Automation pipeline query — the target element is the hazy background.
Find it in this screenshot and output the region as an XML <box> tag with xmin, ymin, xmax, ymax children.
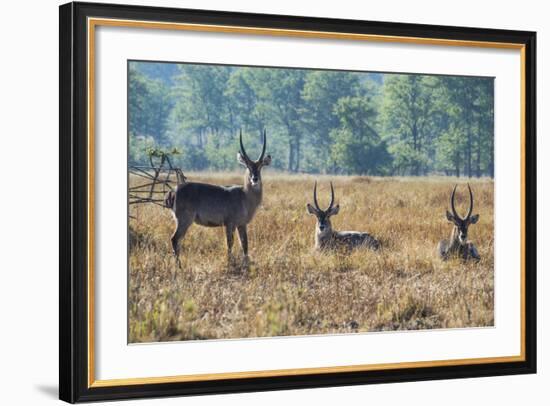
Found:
<box><xmin>129</xmin><ymin>61</ymin><xmax>494</xmax><ymax>177</ymax></box>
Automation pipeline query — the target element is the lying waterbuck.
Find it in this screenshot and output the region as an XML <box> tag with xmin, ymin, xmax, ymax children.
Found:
<box><xmin>306</xmin><ymin>181</ymin><xmax>380</xmax><ymax>251</ymax></box>
<box><xmin>438</xmin><ymin>184</ymin><xmax>481</xmax><ymax>261</ymax></box>
<box><xmin>165</xmin><ymin>130</ymin><xmax>271</xmax><ymax>261</ymax></box>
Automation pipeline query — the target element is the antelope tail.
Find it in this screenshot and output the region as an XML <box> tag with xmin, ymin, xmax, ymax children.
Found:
<box><xmin>164</xmin><ymin>190</ymin><xmax>175</xmax><ymax>210</ymax></box>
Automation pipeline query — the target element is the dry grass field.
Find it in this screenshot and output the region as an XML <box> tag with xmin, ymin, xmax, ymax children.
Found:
<box><xmin>128</xmin><ymin>173</ymin><xmax>494</xmax><ymax>343</ymax></box>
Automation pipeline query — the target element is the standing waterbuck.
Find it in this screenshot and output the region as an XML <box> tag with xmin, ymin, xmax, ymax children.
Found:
<box><xmin>306</xmin><ymin>181</ymin><xmax>380</xmax><ymax>251</ymax></box>
<box><xmin>165</xmin><ymin>130</ymin><xmax>272</xmax><ymax>262</ymax></box>
<box><xmin>438</xmin><ymin>184</ymin><xmax>481</xmax><ymax>261</ymax></box>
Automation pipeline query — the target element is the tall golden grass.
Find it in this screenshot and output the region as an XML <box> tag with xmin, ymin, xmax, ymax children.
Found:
<box><xmin>128</xmin><ymin>174</ymin><xmax>494</xmax><ymax>343</ymax></box>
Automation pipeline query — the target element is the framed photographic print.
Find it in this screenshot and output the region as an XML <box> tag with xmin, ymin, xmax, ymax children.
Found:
<box><xmin>59</xmin><ymin>1</ymin><xmax>536</xmax><ymax>403</ymax></box>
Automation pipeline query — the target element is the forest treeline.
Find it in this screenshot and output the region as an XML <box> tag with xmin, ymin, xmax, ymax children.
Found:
<box><xmin>129</xmin><ymin>61</ymin><xmax>494</xmax><ymax>177</ymax></box>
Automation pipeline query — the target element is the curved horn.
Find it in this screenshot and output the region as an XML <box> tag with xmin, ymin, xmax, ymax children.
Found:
<box><xmin>450</xmin><ymin>184</ymin><xmax>459</xmax><ymax>219</ymax></box>
<box><xmin>313</xmin><ymin>181</ymin><xmax>321</xmax><ymax>211</ymax></box>
<box><xmin>466</xmin><ymin>183</ymin><xmax>473</xmax><ymax>220</ymax></box>
<box><xmin>328</xmin><ymin>182</ymin><xmax>335</xmax><ymax>211</ymax></box>
<box><xmin>239</xmin><ymin>129</ymin><xmax>251</xmax><ymax>163</ymax></box>
<box><xmin>258</xmin><ymin>129</ymin><xmax>266</xmax><ymax>161</ymax></box>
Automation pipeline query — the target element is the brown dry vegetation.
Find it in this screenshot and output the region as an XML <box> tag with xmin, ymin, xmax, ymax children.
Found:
<box><xmin>128</xmin><ymin>173</ymin><xmax>494</xmax><ymax>343</ymax></box>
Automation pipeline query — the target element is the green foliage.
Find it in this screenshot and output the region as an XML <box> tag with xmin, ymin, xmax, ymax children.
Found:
<box><xmin>381</xmin><ymin>75</ymin><xmax>437</xmax><ymax>175</ymax></box>
<box><xmin>128</xmin><ymin>63</ymin><xmax>173</xmax><ymax>145</ymax></box>
<box><xmin>128</xmin><ymin>61</ymin><xmax>494</xmax><ymax>178</ymax></box>
<box><xmin>204</xmin><ymin>137</ymin><xmax>239</xmax><ymax>172</ymax></box>
<box><xmin>431</xmin><ymin>77</ymin><xmax>494</xmax><ymax>177</ymax></box>
<box><xmin>129</xmin><ymin>134</ymin><xmax>155</xmax><ymax>165</ymax></box>
<box><xmin>301</xmin><ymin>71</ymin><xmax>362</xmax><ymax>168</ymax></box>
<box><xmin>225</xmin><ymin>68</ymin><xmax>267</xmax><ymax>133</ymax></box>
<box><xmin>168</xmin><ymin>65</ymin><xmax>231</xmax><ymax>138</ymax></box>
<box><xmin>145</xmin><ymin>146</ymin><xmax>181</xmax><ymax>158</ymax></box>
<box><xmin>435</xmin><ymin>124</ymin><xmax>466</xmax><ymax>176</ymax></box>
<box><xmin>330</xmin><ymin>128</ymin><xmax>391</xmax><ymax>175</ymax></box>
<box><xmin>329</xmin><ymin>96</ymin><xmax>390</xmax><ymax>175</ymax></box>
<box><xmin>176</xmin><ymin>145</ymin><xmax>209</xmax><ymax>171</ymax></box>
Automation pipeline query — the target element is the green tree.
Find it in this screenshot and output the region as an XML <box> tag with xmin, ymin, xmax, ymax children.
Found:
<box><xmin>435</xmin><ymin>76</ymin><xmax>494</xmax><ymax>178</ymax></box>
<box><xmin>435</xmin><ymin>123</ymin><xmax>466</xmax><ymax>177</ymax></box>
<box><xmin>381</xmin><ymin>75</ymin><xmax>437</xmax><ymax>175</ymax></box>
<box><xmin>225</xmin><ymin>68</ymin><xmax>269</xmax><ymax>135</ymax></box>
<box><xmin>127</xmin><ymin>61</ymin><xmax>494</xmax><ymax>177</ymax></box>
<box><xmin>329</xmin><ymin>96</ymin><xmax>391</xmax><ymax>175</ymax></box>
<box><xmin>301</xmin><ymin>71</ymin><xmax>362</xmax><ymax>172</ymax></box>
<box><xmin>128</xmin><ymin>63</ymin><xmax>173</xmax><ymax>148</ymax></box>
<box><xmin>169</xmin><ymin>64</ymin><xmax>232</xmax><ymax>150</ymax></box>
<box><xmin>251</xmin><ymin>68</ymin><xmax>306</xmax><ymax>172</ymax></box>
<box><xmin>473</xmin><ymin>79</ymin><xmax>494</xmax><ymax>177</ymax></box>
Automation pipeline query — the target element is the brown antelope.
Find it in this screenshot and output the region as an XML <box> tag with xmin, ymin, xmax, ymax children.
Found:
<box><xmin>165</xmin><ymin>130</ymin><xmax>271</xmax><ymax>262</ymax></box>
<box><xmin>306</xmin><ymin>181</ymin><xmax>380</xmax><ymax>251</ymax></box>
<box><xmin>438</xmin><ymin>184</ymin><xmax>480</xmax><ymax>261</ymax></box>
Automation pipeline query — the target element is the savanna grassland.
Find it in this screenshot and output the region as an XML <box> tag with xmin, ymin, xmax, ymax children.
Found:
<box><xmin>128</xmin><ymin>174</ymin><xmax>494</xmax><ymax>343</ymax></box>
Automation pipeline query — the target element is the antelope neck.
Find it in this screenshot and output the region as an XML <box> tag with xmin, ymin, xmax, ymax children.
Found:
<box><xmin>450</xmin><ymin>226</ymin><xmax>465</xmax><ymax>247</ymax></box>
<box><xmin>243</xmin><ymin>174</ymin><xmax>263</xmax><ymax>204</ymax></box>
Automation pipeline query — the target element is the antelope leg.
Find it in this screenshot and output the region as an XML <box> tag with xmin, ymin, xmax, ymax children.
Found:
<box><xmin>171</xmin><ymin>216</ymin><xmax>193</xmax><ymax>258</ymax></box>
<box><xmin>237</xmin><ymin>225</ymin><xmax>248</xmax><ymax>257</ymax></box>
<box><xmin>225</xmin><ymin>225</ymin><xmax>236</xmax><ymax>258</ymax></box>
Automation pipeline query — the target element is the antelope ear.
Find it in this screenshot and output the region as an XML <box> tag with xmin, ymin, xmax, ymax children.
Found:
<box><xmin>306</xmin><ymin>203</ymin><xmax>317</xmax><ymax>215</ymax></box>
<box><xmin>262</xmin><ymin>154</ymin><xmax>272</xmax><ymax>166</ymax></box>
<box><xmin>327</xmin><ymin>204</ymin><xmax>340</xmax><ymax>216</ymax></box>
<box><xmin>446</xmin><ymin>210</ymin><xmax>455</xmax><ymax>222</ymax></box>
<box><xmin>237</xmin><ymin>152</ymin><xmax>247</xmax><ymax>166</ymax></box>
<box><xmin>469</xmin><ymin>214</ymin><xmax>480</xmax><ymax>224</ymax></box>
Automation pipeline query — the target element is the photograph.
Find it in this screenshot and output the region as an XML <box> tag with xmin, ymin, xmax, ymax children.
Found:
<box><xmin>127</xmin><ymin>60</ymin><xmax>495</xmax><ymax>343</ymax></box>
<box><xmin>57</xmin><ymin>2</ymin><xmax>536</xmax><ymax>402</ymax></box>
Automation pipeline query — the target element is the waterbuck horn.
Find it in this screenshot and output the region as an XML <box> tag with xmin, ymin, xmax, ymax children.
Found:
<box><xmin>258</xmin><ymin>129</ymin><xmax>267</xmax><ymax>161</ymax></box>
<box><xmin>313</xmin><ymin>181</ymin><xmax>321</xmax><ymax>211</ymax></box>
<box><xmin>450</xmin><ymin>184</ymin><xmax>459</xmax><ymax>219</ymax></box>
<box><xmin>466</xmin><ymin>183</ymin><xmax>474</xmax><ymax>220</ymax></box>
<box><xmin>312</xmin><ymin>181</ymin><xmax>334</xmax><ymax>212</ymax></box>
<box><xmin>239</xmin><ymin>129</ymin><xmax>252</xmax><ymax>163</ymax></box>
<box><xmin>328</xmin><ymin>182</ymin><xmax>335</xmax><ymax>211</ymax></box>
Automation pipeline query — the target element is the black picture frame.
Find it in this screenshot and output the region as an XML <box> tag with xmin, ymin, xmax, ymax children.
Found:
<box><xmin>59</xmin><ymin>1</ymin><xmax>536</xmax><ymax>403</ymax></box>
